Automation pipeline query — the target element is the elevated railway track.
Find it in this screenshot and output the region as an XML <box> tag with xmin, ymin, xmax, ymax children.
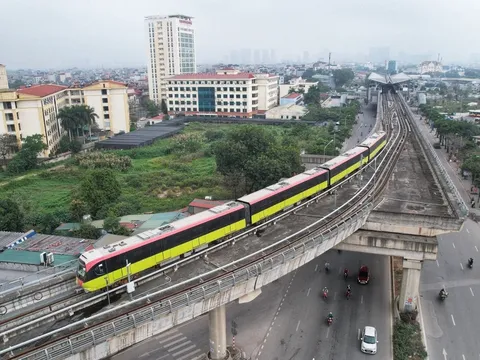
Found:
<box><xmin>1</xmin><ymin>92</ymin><xmax>411</xmax><ymax>360</ymax></box>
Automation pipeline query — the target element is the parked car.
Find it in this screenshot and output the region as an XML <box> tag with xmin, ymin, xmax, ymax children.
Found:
<box><xmin>360</xmin><ymin>326</ymin><xmax>378</xmax><ymax>354</ymax></box>
<box><xmin>358</xmin><ymin>265</ymin><xmax>370</xmax><ymax>284</ymax></box>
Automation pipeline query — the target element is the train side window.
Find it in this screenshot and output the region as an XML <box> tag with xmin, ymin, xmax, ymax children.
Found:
<box><xmin>94</xmin><ymin>263</ymin><xmax>105</xmax><ymax>276</ymax></box>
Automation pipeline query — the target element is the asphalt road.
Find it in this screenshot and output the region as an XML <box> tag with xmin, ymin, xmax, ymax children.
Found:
<box><xmin>342</xmin><ymin>103</ymin><xmax>377</xmax><ymax>152</ymax></box>
<box><xmin>420</xmin><ymin>218</ymin><xmax>480</xmax><ymax>360</ymax></box>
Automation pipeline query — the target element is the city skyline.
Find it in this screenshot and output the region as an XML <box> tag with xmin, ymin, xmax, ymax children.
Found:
<box><xmin>2</xmin><ymin>0</ymin><xmax>480</xmax><ymax>69</ymax></box>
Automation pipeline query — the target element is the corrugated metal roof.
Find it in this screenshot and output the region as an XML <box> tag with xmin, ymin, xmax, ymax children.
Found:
<box><xmin>0</xmin><ymin>232</ymin><xmax>24</xmax><ymax>249</ymax></box>
<box><xmin>0</xmin><ymin>249</ymin><xmax>77</xmax><ymax>265</ymax></box>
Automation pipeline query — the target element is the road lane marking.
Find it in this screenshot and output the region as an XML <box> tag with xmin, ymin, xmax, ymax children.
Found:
<box><xmin>159</xmin><ymin>332</ymin><xmax>183</xmax><ymax>344</ymax></box>
<box><xmin>436</xmin><ymin>259</ymin><xmax>440</xmax><ymax>267</ymax></box>
<box><xmin>467</xmin><ymin>228</ymin><xmax>470</xmax><ymax>234</ymax></box>
<box><xmin>471</xmin><ymin>287</ymin><xmax>475</xmax><ymax>296</ymax></box>
<box><xmin>461</xmin><ymin>263</ymin><xmax>464</xmax><ymax>270</ymax></box>
<box><xmin>451</xmin><ymin>314</ymin><xmax>456</xmax><ymax>326</ymax></box>
<box><xmin>357</xmin><ymin>329</ymin><xmax>361</xmax><ymax>340</ymax></box>
<box><xmin>315</xmin><ymin>265</ymin><xmax>318</xmax><ymax>272</ymax></box>
<box><xmin>171</xmin><ymin>345</ymin><xmax>197</xmax><ymax>358</ymax></box>
<box><xmin>307</xmin><ymin>288</ymin><xmax>311</xmax><ymax>297</ymax></box>
<box><xmin>476</xmin><ymin>246</ymin><xmax>479</xmax><ymax>252</ymax></box>
<box><xmin>326</xmin><ymin>327</ymin><xmax>330</xmax><ymax>339</ymax></box>
<box><xmin>168</xmin><ymin>339</ymin><xmax>191</xmax><ymax>352</ymax></box>
<box><xmin>462</xmin><ymin>355</ymin><xmax>465</xmax><ymax>360</ymax></box>
<box><xmin>453</xmin><ymin>243</ymin><xmax>456</xmax><ymax>249</ymax></box>
<box><xmin>177</xmin><ymin>349</ymin><xmax>201</xmax><ymax>360</ymax></box>
<box><xmin>333</xmin><ymin>292</ymin><xmax>337</xmax><ymax>300</ymax></box>
<box><xmin>296</xmin><ymin>320</ymin><xmax>301</xmax><ymax>332</ymax></box>
<box><xmin>361</xmin><ymin>295</ymin><xmax>363</xmax><ymax>304</ymax></box>
<box><xmin>156</xmin><ymin>330</ymin><xmax>179</xmax><ymax>340</ymax></box>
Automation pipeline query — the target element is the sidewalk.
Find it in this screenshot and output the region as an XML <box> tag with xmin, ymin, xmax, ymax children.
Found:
<box><xmin>413</xmin><ymin>113</ymin><xmax>477</xmax><ymax>209</ymax></box>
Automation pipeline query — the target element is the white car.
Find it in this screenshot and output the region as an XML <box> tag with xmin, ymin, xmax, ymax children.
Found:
<box><xmin>360</xmin><ymin>326</ymin><xmax>378</xmax><ymax>354</ymax></box>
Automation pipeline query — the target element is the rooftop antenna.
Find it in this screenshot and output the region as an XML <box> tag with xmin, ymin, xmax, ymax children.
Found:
<box><xmin>328</xmin><ymin>52</ymin><xmax>332</xmax><ymax>73</ymax></box>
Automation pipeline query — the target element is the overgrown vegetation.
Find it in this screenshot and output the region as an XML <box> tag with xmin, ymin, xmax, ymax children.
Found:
<box><xmin>0</xmin><ymin>107</ymin><xmax>360</xmax><ymax>235</ymax></box>
<box><xmin>393</xmin><ymin>314</ymin><xmax>428</xmax><ymax>360</ymax></box>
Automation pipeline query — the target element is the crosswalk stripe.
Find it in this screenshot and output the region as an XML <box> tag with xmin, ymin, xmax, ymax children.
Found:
<box><xmin>158</xmin><ymin>332</ymin><xmax>183</xmax><ymax>344</ymax></box>
<box><xmin>188</xmin><ymin>354</ymin><xmax>205</xmax><ymax>360</ymax></box>
<box><xmin>162</xmin><ymin>336</ymin><xmax>187</xmax><ymax>348</ymax></box>
<box><xmin>168</xmin><ymin>340</ymin><xmax>192</xmax><ymax>352</ymax></box>
<box><xmin>155</xmin><ymin>330</ymin><xmax>179</xmax><ymax>340</ymax></box>
<box><xmin>176</xmin><ymin>348</ymin><xmax>202</xmax><ymax>360</ymax></box>
<box><xmin>171</xmin><ymin>344</ymin><xmax>196</xmax><ymax>357</ymax></box>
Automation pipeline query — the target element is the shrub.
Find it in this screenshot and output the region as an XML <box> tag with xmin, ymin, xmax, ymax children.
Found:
<box><xmin>74</xmin><ymin>152</ymin><xmax>132</xmax><ymax>171</ymax></box>
<box><xmin>393</xmin><ymin>317</ymin><xmax>427</xmax><ymax>360</ymax></box>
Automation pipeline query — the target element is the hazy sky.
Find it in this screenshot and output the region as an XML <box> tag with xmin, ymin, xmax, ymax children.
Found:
<box><xmin>2</xmin><ymin>0</ymin><xmax>479</xmax><ymax>69</ymax></box>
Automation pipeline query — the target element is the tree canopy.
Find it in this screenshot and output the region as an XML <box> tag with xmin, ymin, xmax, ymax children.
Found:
<box><xmin>76</xmin><ymin>169</ymin><xmax>121</xmax><ymax>218</ymax></box>
<box><xmin>0</xmin><ymin>199</ymin><xmax>24</xmax><ymax>232</ymax></box>
<box><xmin>7</xmin><ymin>134</ymin><xmax>48</xmax><ymax>174</ymax></box>
<box><xmin>0</xmin><ymin>134</ymin><xmax>18</xmax><ymax>161</ymax></box>
<box><xmin>213</xmin><ymin>126</ymin><xmax>304</xmax><ymax>195</ymax></box>
<box><xmin>333</xmin><ymin>69</ymin><xmax>355</xmax><ymax>88</ymax></box>
<box><xmin>57</xmin><ymin>105</ymin><xmax>98</xmax><ymax>140</ymax></box>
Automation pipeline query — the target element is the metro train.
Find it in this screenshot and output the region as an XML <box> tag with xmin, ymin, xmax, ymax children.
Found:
<box><xmin>76</xmin><ymin>131</ymin><xmax>387</xmax><ymax>292</ymax></box>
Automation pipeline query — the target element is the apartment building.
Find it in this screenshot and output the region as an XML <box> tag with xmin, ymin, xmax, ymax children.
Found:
<box><xmin>0</xmin><ymin>64</ymin><xmax>8</xmax><ymax>90</ymax></box>
<box><xmin>0</xmin><ymin>81</ymin><xmax>130</xmax><ymax>157</ymax></box>
<box><xmin>145</xmin><ymin>14</ymin><xmax>196</xmax><ymax>104</ymax></box>
<box><xmin>164</xmin><ymin>69</ymin><xmax>279</xmax><ymax>118</ymax></box>
<box><xmin>279</xmin><ymin>77</ymin><xmax>318</xmax><ymax>98</ymax></box>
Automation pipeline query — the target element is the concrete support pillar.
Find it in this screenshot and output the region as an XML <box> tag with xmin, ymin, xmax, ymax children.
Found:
<box><xmin>208</xmin><ymin>305</ymin><xmax>229</xmax><ymax>360</ymax></box>
<box><xmin>398</xmin><ymin>259</ymin><xmax>422</xmax><ymax>313</ymax></box>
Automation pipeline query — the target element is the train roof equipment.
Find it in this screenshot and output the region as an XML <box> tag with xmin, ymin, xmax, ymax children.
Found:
<box><xmin>320</xmin><ymin>147</ymin><xmax>369</xmax><ymax>170</ymax></box>
<box><xmin>359</xmin><ymin>132</ymin><xmax>387</xmax><ymax>149</ymax></box>
<box><xmin>237</xmin><ymin>167</ymin><xmax>328</xmax><ymax>205</ymax></box>
<box><xmin>80</xmin><ymin>201</ymin><xmax>245</xmax><ymax>263</ymax></box>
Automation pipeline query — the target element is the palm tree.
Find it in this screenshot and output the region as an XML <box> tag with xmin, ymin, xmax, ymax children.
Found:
<box><xmin>79</xmin><ymin>105</ymin><xmax>99</xmax><ymax>138</ymax></box>
<box><xmin>57</xmin><ymin>107</ymin><xmax>76</xmax><ymax>140</ymax></box>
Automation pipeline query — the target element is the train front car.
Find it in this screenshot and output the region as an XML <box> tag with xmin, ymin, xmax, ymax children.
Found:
<box><xmin>237</xmin><ymin>167</ymin><xmax>329</xmax><ymax>225</ymax></box>
<box><xmin>77</xmin><ymin>201</ymin><xmax>247</xmax><ymax>292</ymax></box>
<box><xmin>358</xmin><ymin>131</ymin><xmax>387</xmax><ymax>162</ymax></box>
<box><xmin>320</xmin><ymin>147</ymin><xmax>369</xmax><ymax>186</ymax></box>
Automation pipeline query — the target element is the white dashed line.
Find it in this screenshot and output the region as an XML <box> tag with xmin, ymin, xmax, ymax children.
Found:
<box><xmin>296</xmin><ymin>320</ymin><xmax>301</xmax><ymax>332</ymax></box>
<box><xmin>451</xmin><ymin>314</ymin><xmax>456</xmax><ymax>326</ymax></box>
<box><xmin>361</xmin><ymin>295</ymin><xmax>363</xmax><ymax>304</ymax></box>
<box><xmin>333</xmin><ymin>292</ymin><xmax>337</xmax><ymax>300</ymax></box>
<box><xmin>462</xmin><ymin>355</ymin><xmax>466</xmax><ymax>360</ymax></box>
<box><xmin>357</xmin><ymin>329</ymin><xmax>361</xmax><ymax>340</ymax></box>
<box><xmin>476</xmin><ymin>246</ymin><xmax>479</xmax><ymax>252</ymax></box>
<box><xmin>467</xmin><ymin>228</ymin><xmax>470</xmax><ymax>234</ymax></box>
<box><xmin>307</xmin><ymin>288</ymin><xmax>311</xmax><ymax>297</ymax></box>
<box><xmin>461</xmin><ymin>263</ymin><xmax>464</xmax><ymax>270</ymax></box>
<box><xmin>326</xmin><ymin>327</ymin><xmax>330</xmax><ymax>338</ymax></box>
<box><xmin>453</xmin><ymin>243</ymin><xmax>456</xmax><ymax>249</ymax></box>
<box><xmin>471</xmin><ymin>288</ymin><xmax>475</xmax><ymax>297</ymax></box>
<box><xmin>436</xmin><ymin>259</ymin><xmax>440</xmax><ymax>267</ymax></box>
<box><xmin>315</xmin><ymin>264</ymin><xmax>318</xmax><ymax>272</ymax></box>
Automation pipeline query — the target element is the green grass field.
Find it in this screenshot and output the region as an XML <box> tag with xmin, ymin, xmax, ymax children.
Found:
<box><xmin>0</xmin><ymin>121</ymin><xmax>349</xmax><ymax>221</ymax></box>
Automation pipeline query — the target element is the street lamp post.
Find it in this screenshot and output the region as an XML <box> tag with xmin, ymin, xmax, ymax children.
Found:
<box><xmin>324</xmin><ymin>139</ymin><xmax>333</xmax><ymax>157</ymax></box>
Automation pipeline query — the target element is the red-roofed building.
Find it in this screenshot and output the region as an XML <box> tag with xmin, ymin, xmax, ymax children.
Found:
<box><xmin>165</xmin><ymin>69</ymin><xmax>279</xmax><ymax>118</ymax></box>
<box><xmin>280</xmin><ymin>92</ymin><xmax>304</xmax><ymax>106</ymax></box>
<box><xmin>0</xmin><ymin>78</ymin><xmax>131</xmax><ymax>157</ymax></box>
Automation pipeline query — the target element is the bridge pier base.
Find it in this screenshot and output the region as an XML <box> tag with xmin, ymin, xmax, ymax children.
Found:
<box><xmin>208</xmin><ymin>305</ymin><xmax>231</xmax><ymax>360</ymax></box>
<box><xmin>398</xmin><ymin>259</ymin><xmax>422</xmax><ymax>313</ymax></box>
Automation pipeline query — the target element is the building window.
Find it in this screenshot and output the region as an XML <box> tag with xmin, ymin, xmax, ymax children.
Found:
<box><xmin>3</xmin><ymin>102</ymin><xmax>12</xmax><ymax>109</ymax></box>
<box><xmin>103</xmin><ymin>106</ymin><xmax>109</xmax><ymax>111</ymax></box>
<box><xmin>217</xmin><ymin>94</ymin><xmax>222</xmax><ymax>98</ymax></box>
<box><xmin>223</xmin><ymin>108</ymin><xmax>228</xmax><ymax>112</ymax></box>
<box><xmin>236</xmin><ymin>95</ymin><xmax>240</xmax><ymax>99</ymax></box>
<box><xmin>5</xmin><ymin>113</ymin><xmax>14</xmax><ymax>121</ymax></box>
<box><xmin>102</xmin><ymin>98</ymin><xmax>108</xmax><ymax>103</ymax></box>
<box><xmin>223</xmin><ymin>95</ymin><xmax>228</xmax><ymax>99</ymax></box>
<box><xmin>187</xmin><ymin>108</ymin><xmax>192</xmax><ymax>112</ymax></box>
<box><xmin>198</xmin><ymin>87</ymin><xmax>216</xmax><ymax>113</ymax></box>
<box><xmin>101</xmin><ymin>89</ymin><xmax>107</xmax><ymax>95</ymax></box>
<box><xmin>242</xmin><ymin>87</ymin><xmax>247</xmax><ymax>91</ymax></box>
<box><xmin>104</xmin><ymin>114</ymin><xmax>110</xmax><ymax>119</ymax></box>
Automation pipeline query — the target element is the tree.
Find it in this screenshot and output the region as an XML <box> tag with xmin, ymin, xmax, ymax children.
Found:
<box><xmin>70</xmin><ymin>199</ymin><xmax>88</xmax><ymax>221</ymax></box>
<box><xmin>7</xmin><ymin>134</ymin><xmax>47</xmax><ymax>174</ymax></box>
<box><xmin>103</xmin><ymin>215</ymin><xmax>131</xmax><ymax>236</ymax></box>
<box><xmin>0</xmin><ymin>199</ymin><xmax>24</xmax><ymax>232</ymax></box>
<box><xmin>0</xmin><ymin>134</ymin><xmax>18</xmax><ymax>161</ymax></box>
<box><xmin>58</xmin><ymin>105</ymin><xmax>99</xmax><ymax>139</ymax></box>
<box><xmin>160</xmin><ymin>99</ymin><xmax>169</xmax><ymax>115</ymax></box>
<box><xmin>77</xmin><ymin>169</ymin><xmax>121</xmax><ymax>218</ymax></box>
<box><xmin>71</xmin><ymin>223</ymin><xmax>101</xmax><ymax>240</ymax></box>
<box><xmin>143</xmin><ymin>99</ymin><xmax>161</xmax><ymax>118</ymax></box>
<box><xmin>76</xmin><ymin>105</ymin><xmax>99</xmax><ymax>138</ymax></box>
<box><xmin>332</xmin><ymin>69</ymin><xmax>355</xmax><ymax>88</ymax></box>
<box><xmin>58</xmin><ymin>107</ymin><xmax>76</xmax><ymax>140</ymax></box>
<box><xmin>213</xmin><ymin>126</ymin><xmax>304</xmax><ymax>194</ymax></box>
<box><xmin>304</xmin><ymin>85</ymin><xmax>321</xmax><ymax>105</ymax></box>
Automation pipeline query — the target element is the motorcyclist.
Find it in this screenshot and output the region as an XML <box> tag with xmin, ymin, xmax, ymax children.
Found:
<box><xmin>347</xmin><ymin>285</ymin><xmax>351</xmax><ymax>292</ymax></box>
<box><xmin>439</xmin><ymin>288</ymin><xmax>448</xmax><ymax>298</ymax></box>
<box><xmin>328</xmin><ymin>311</ymin><xmax>333</xmax><ymax>319</ymax></box>
<box><xmin>325</xmin><ymin>262</ymin><xmax>330</xmax><ymax>272</ymax></box>
<box><xmin>469</xmin><ymin>258</ymin><xmax>474</xmax><ymax>266</ymax></box>
<box><xmin>344</xmin><ymin>268</ymin><xmax>349</xmax><ymax>276</ymax></box>
<box><xmin>323</xmin><ymin>287</ymin><xmax>329</xmax><ymax>296</ymax></box>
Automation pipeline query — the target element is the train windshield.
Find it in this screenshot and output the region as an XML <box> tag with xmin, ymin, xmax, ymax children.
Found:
<box><xmin>77</xmin><ymin>260</ymin><xmax>86</xmax><ymax>280</ymax></box>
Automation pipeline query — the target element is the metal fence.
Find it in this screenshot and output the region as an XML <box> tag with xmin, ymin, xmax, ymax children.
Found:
<box><xmin>13</xmin><ymin>204</ymin><xmax>372</xmax><ymax>360</ymax></box>
<box><xmin>399</xmin><ymin>95</ymin><xmax>469</xmax><ymax>217</ymax></box>
<box><xmin>0</xmin><ymin>260</ymin><xmax>77</xmax><ymax>296</ymax></box>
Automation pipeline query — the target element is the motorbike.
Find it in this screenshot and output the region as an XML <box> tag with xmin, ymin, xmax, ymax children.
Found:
<box><xmin>439</xmin><ymin>292</ymin><xmax>448</xmax><ymax>301</ymax></box>
<box><xmin>325</xmin><ymin>266</ymin><xmax>330</xmax><ymax>274</ymax></box>
<box><xmin>468</xmin><ymin>260</ymin><xmax>473</xmax><ymax>269</ymax></box>
<box><xmin>327</xmin><ymin>317</ymin><xmax>333</xmax><ymax>326</ymax></box>
<box><xmin>323</xmin><ymin>291</ymin><xmax>328</xmax><ymax>300</ymax></box>
<box><xmin>344</xmin><ymin>271</ymin><xmax>348</xmax><ymax>280</ymax></box>
<box><xmin>345</xmin><ymin>290</ymin><xmax>351</xmax><ymax>300</ymax></box>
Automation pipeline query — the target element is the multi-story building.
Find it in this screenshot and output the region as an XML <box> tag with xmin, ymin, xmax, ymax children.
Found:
<box><xmin>278</xmin><ymin>77</ymin><xmax>318</xmax><ymax>98</ymax></box>
<box><xmin>419</xmin><ymin>61</ymin><xmax>443</xmax><ymax>74</ymax></box>
<box><xmin>0</xmin><ymin>64</ymin><xmax>8</xmax><ymax>89</ymax></box>
<box><xmin>280</xmin><ymin>92</ymin><xmax>304</xmax><ymax>106</ymax></box>
<box><xmin>145</xmin><ymin>14</ymin><xmax>196</xmax><ymax>104</ymax></box>
<box><xmin>387</xmin><ymin>60</ymin><xmax>398</xmax><ymax>74</ymax></box>
<box><xmin>0</xmin><ymin>81</ymin><xmax>130</xmax><ymax>157</ymax></box>
<box><xmin>164</xmin><ymin>68</ymin><xmax>279</xmax><ymax>118</ymax></box>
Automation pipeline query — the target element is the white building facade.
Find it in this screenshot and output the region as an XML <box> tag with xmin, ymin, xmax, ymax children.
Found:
<box><xmin>145</xmin><ymin>14</ymin><xmax>196</xmax><ymax>104</ymax></box>
<box><xmin>165</xmin><ymin>69</ymin><xmax>278</xmax><ymax>118</ymax></box>
<box><xmin>0</xmin><ymin>64</ymin><xmax>8</xmax><ymax>89</ymax></box>
<box><xmin>419</xmin><ymin>61</ymin><xmax>443</xmax><ymax>74</ymax></box>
